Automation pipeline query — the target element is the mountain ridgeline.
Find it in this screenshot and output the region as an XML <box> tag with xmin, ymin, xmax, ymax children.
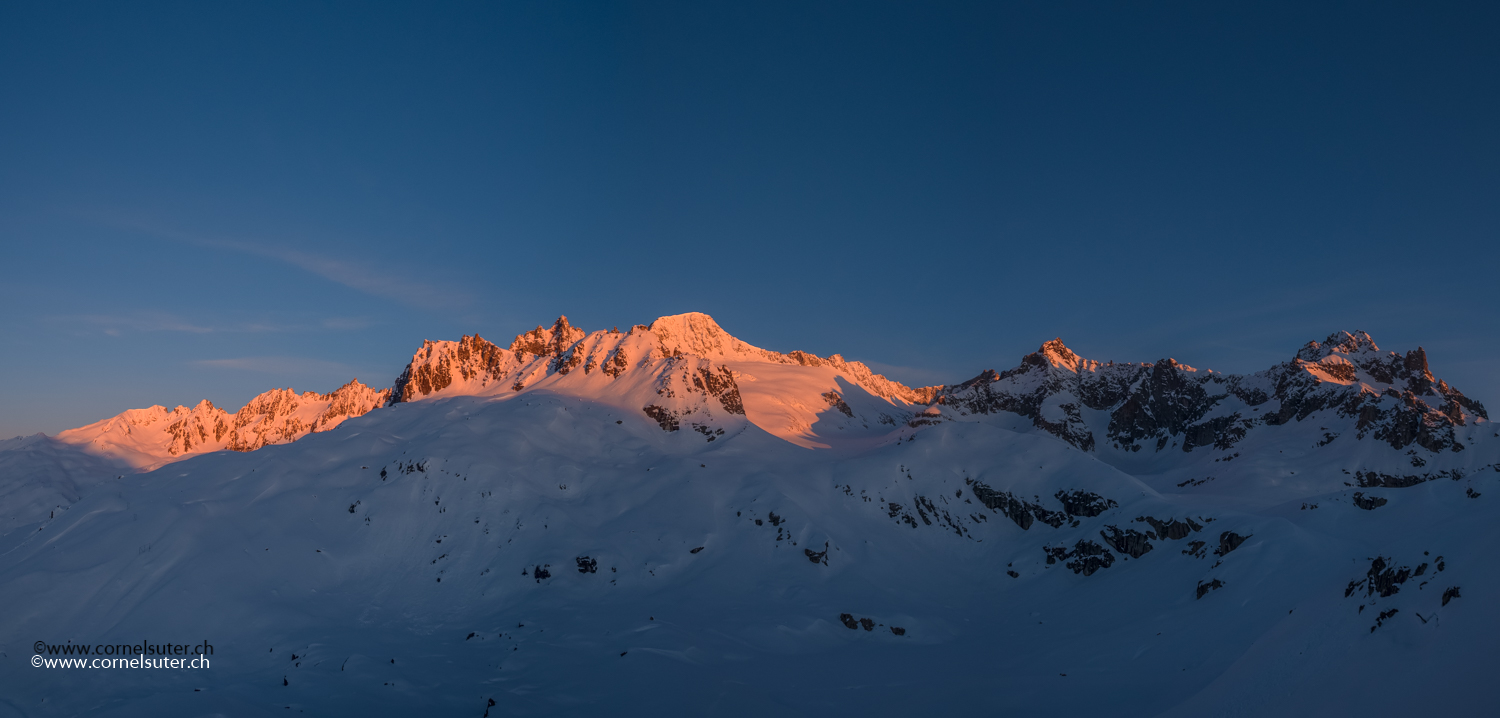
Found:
<box><xmin>4</xmin><ymin>312</ymin><xmax>1497</xmax><ymax>715</ymax></box>
<box><xmin>937</xmin><ymin>331</ymin><xmax>1485</xmax><ymax>456</ymax></box>
<box><xmin>31</xmin><ymin>313</ymin><xmax>1491</xmax><ymax>475</ymax></box>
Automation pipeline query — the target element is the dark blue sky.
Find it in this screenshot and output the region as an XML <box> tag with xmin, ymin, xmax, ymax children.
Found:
<box><xmin>3</xmin><ymin>2</ymin><xmax>1497</xmax><ymax>437</ymax></box>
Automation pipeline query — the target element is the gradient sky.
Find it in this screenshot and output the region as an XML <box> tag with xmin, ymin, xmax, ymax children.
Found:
<box><xmin>3</xmin><ymin>2</ymin><xmax>1497</xmax><ymax>439</ymax></box>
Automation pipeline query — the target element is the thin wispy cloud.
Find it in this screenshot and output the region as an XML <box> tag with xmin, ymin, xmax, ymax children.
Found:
<box><xmin>190</xmin><ymin>356</ymin><xmax>365</xmax><ymax>376</ymax></box>
<box><xmin>108</xmin><ymin>218</ymin><xmax>470</xmax><ymax>310</ymax></box>
<box><xmin>321</xmin><ymin>316</ymin><xmax>379</xmax><ymax>330</ymax></box>
<box><xmin>64</xmin><ymin>312</ymin><xmax>215</xmax><ymax>335</ymax></box>
<box><xmin>50</xmin><ymin>312</ymin><xmax>377</xmax><ymax>336</ymax></box>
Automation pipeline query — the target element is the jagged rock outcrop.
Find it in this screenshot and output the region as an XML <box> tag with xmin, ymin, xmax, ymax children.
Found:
<box><xmin>389</xmin><ymin>313</ymin><xmax>933</xmax><ymax>409</ymax></box>
<box><xmin>1044</xmin><ymin>539</ymin><xmax>1116</xmax><ymax>576</ymax></box>
<box><xmin>1099</xmin><ymin>526</ymin><xmax>1154</xmax><ymax>558</ymax></box>
<box><xmin>384</xmin><ymin>313</ymin><xmax>940</xmax><ymax>445</ymax></box>
<box><xmin>54</xmin><ymin>380</ymin><xmax>389</xmax><ymax>468</ymax></box>
<box><xmin>936</xmin><ymin>331</ymin><xmax>1486</xmax><ymax>457</ymax></box>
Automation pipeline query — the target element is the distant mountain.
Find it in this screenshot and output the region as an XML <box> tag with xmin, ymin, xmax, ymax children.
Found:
<box><xmin>53</xmin><ymin>379</ymin><xmax>390</xmax><ymax>470</ymax></box>
<box><xmin>3</xmin><ymin>314</ymin><xmax>1495</xmax><ymax>715</ymax></box>
<box><xmin>939</xmin><ymin>330</ymin><xmax>1484</xmax><ymax>457</ymax></box>
<box><xmin>390</xmin><ymin>313</ymin><xmax>937</xmax><ymax>449</ymax></box>
<box><xmin>39</xmin><ymin>315</ymin><xmax>1487</xmax><ymax>471</ymax></box>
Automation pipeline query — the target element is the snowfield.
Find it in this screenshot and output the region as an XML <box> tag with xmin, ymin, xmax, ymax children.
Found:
<box><xmin>1</xmin><ymin>314</ymin><xmax>1494</xmax><ymax>716</ymax></box>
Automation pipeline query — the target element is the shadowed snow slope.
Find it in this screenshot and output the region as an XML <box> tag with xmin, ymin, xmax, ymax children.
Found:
<box><xmin>1</xmin><ymin>317</ymin><xmax>1496</xmax><ymax>716</ymax></box>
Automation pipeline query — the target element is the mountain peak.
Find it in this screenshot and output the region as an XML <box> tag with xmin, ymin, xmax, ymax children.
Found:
<box><xmin>648</xmin><ymin>312</ymin><xmax>744</xmax><ymax>359</ymax></box>
<box><xmin>1296</xmin><ymin>330</ymin><xmax>1379</xmax><ymax>361</ymax></box>
<box><xmin>1039</xmin><ymin>338</ymin><xmax>1080</xmax><ymax>369</ymax></box>
<box><xmin>1017</xmin><ymin>338</ymin><xmax>1085</xmax><ymax>374</ymax></box>
<box><xmin>508</xmin><ymin>317</ymin><xmax>586</xmax><ymax>358</ymax></box>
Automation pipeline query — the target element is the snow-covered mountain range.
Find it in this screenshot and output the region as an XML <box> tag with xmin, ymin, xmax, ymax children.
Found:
<box><xmin>2</xmin><ymin>312</ymin><xmax>1495</xmax><ymax>716</ymax></box>
<box><xmin>56</xmin><ymin>379</ymin><xmax>391</xmax><ymax>468</ymax></box>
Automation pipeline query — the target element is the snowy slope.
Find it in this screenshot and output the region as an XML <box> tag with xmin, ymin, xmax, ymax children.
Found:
<box><xmin>0</xmin><ymin>434</ymin><xmax>128</xmax><ymax>545</ymax></box>
<box><xmin>53</xmin><ymin>379</ymin><xmax>391</xmax><ymax>470</ymax></box>
<box><xmin>0</xmin><ymin>382</ymin><xmax>391</xmax><ymax>541</ymax></box>
<box><xmin>1</xmin><ymin>315</ymin><xmax>1496</xmax><ymax>717</ymax></box>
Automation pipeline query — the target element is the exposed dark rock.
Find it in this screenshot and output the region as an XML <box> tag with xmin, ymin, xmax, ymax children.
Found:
<box><xmin>1136</xmin><ymin>515</ymin><xmax>1203</xmax><ymax>540</ymax></box>
<box><xmin>532</xmin><ymin>565</ymin><xmax>551</xmax><ymax>582</ymax></box>
<box><xmin>1355</xmin><ymin>470</ymin><xmax>1435</xmax><ymax>488</ymax></box>
<box><xmin>1346</xmin><ymin>556</ymin><xmax>1413</xmax><ymax>599</ymax></box>
<box><xmin>821</xmin><ymin>391</ymin><xmax>854</xmax><ymax>417</ymax></box>
<box><xmin>575</xmin><ymin>556</ymin><xmax>597</xmax><ymax>574</ymax></box>
<box><xmin>1181</xmin><ymin>414</ymin><xmax>1249</xmax><ymax>452</ymax></box>
<box><xmin>970</xmin><ymin>481</ymin><xmax>1066</xmax><ymax>529</ymax></box>
<box><xmin>1043</xmin><ymin>539</ymin><xmax>1116</xmax><ymax>576</ymax></box>
<box><xmin>692</xmin><ymin>366</ymin><xmax>746</xmax><ymax>415</ymax></box>
<box><xmin>859</xmin><ymin>618</ymin><xmax>875</xmax><ymax>631</ymax></box>
<box><xmin>642</xmin><ymin>405</ymin><xmax>679</xmax><ymax>431</ymax></box>
<box><xmin>691</xmin><ymin>424</ymin><xmax>726</xmax><ymax>442</ymax></box>
<box><xmin>839</xmin><ymin>613</ymin><xmax>858</xmax><ymax>630</ymax></box>
<box><xmin>1371</xmin><ymin>608</ymin><xmax>1399</xmax><ymax>633</ymax></box>
<box><xmin>1100</xmin><ymin>526</ymin><xmax>1154</xmax><ymax>558</ymax></box>
<box><xmin>804</xmin><ymin>543</ymin><xmax>828</xmax><ymax>565</ymax></box>
<box><xmin>1351</xmin><ymin>492</ymin><xmax>1387</xmax><ymax>510</ymax></box>
<box><xmin>912</xmin><ymin>496</ymin><xmax>934</xmax><ymax>526</ymax></box>
<box><xmin>890</xmin><ymin>626</ymin><xmax>906</xmax><ymax>636</ymax></box>
<box><xmin>603</xmin><ymin>349</ymin><xmax>629</xmax><ymax>378</ymax></box>
<box><xmin>1196</xmin><ymin>579</ymin><xmax>1224</xmax><ymax>599</ymax></box>
<box><xmin>689</xmin><ymin>546</ymin><xmax>704</xmax><ymax>554</ymax></box>
<box><xmin>551</xmin><ymin>346</ymin><xmax>584</xmax><ymax>375</ymax></box>
<box><xmin>767</xmin><ymin>512</ymin><xmax>784</xmax><ymax>527</ymax></box>
<box><xmin>1054</xmin><ymin>490</ymin><xmax>1118</xmax><ymax>517</ymax></box>
<box><xmin>1066</xmin><ymin>540</ymin><xmax>1116</xmax><ymax>575</ymax></box>
<box><xmin>1183</xmin><ymin>540</ymin><xmax>1207</xmax><ymax>558</ymax></box>
<box><xmin>1030</xmin><ymin>504</ymin><xmax>1067</xmax><ymax>528</ymax></box>
<box><xmin>1442</xmin><ymin>586</ymin><xmax>1461</xmax><ymax>606</ymax></box>
<box><xmin>1106</xmin><ymin>359</ymin><xmax>1221</xmax><ymax>451</ymax></box>
<box><xmin>906</xmin><ymin>412</ymin><xmax>946</xmax><ymax>428</ymax></box>
<box><xmin>1215</xmin><ymin>531</ymin><xmax>1250</xmax><ymax>556</ymax></box>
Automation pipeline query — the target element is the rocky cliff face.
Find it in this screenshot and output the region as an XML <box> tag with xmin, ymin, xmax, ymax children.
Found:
<box><xmin>937</xmin><ymin>331</ymin><xmax>1485</xmax><ymax>457</ymax></box>
<box><xmin>386</xmin><ymin>313</ymin><xmax>932</xmax><ymax>443</ymax></box>
<box><xmin>391</xmin><ymin>313</ymin><xmax>936</xmax><ymax>407</ymax></box>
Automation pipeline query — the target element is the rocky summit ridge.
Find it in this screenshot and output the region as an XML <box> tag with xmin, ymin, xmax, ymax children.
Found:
<box><xmin>390</xmin><ymin>312</ymin><xmax>937</xmax><ymax>406</ymax></box>
<box><xmin>53</xmin><ymin>379</ymin><xmax>391</xmax><ymax>469</ymax></box>
<box><xmin>938</xmin><ymin>330</ymin><xmax>1485</xmax><ymax>458</ymax></box>
<box><xmin>17</xmin><ymin>316</ymin><xmax>1491</xmax><ymax>476</ymax></box>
